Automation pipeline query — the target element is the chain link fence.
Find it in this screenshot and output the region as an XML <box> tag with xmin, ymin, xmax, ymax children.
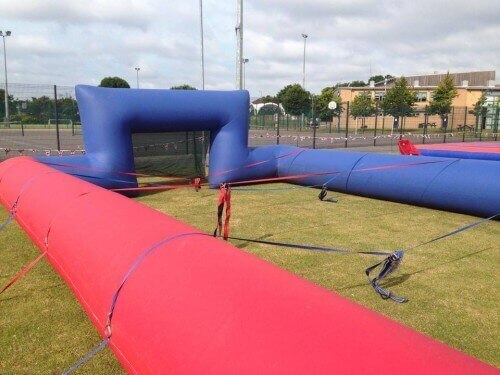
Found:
<box><xmin>0</xmin><ymin>83</ymin><xmax>207</xmax><ymax>177</ymax></box>
<box><xmin>0</xmin><ymin>83</ymin><xmax>82</xmax><ymax>154</ymax></box>
<box><xmin>248</xmin><ymin>102</ymin><xmax>499</xmax><ymax>149</ymax></box>
<box><xmin>1</xmin><ymin>83</ymin><xmax>498</xmax><ymax>169</ymax></box>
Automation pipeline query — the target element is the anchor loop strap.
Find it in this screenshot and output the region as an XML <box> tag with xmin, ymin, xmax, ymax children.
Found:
<box><xmin>365</xmin><ymin>250</ymin><xmax>408</xmax><ymax>303</ymax></box>
<box><xmin>318</xmin><ymin>184</ymin><xmax>338</xmax><ymax>203</ymax></box>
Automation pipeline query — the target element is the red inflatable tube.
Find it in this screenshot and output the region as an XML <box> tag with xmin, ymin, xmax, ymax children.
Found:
<box><xmin>0</xmin><ymin>157</ymin><xmax>496</xmax><ymax>374</ymax></box>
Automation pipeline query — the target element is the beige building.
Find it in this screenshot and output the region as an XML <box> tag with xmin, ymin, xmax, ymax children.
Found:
<box><xmin>336</xmin><ymin>71</ymin><xmax>498</xmax><ymax>109</ymax></box>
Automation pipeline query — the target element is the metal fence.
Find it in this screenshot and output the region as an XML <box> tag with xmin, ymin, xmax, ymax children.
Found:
<box><xmin>0</xmin><ymin>83</ymin><xmax>82</xmax><ymax>156</ymax></box>
<box><xmin>0</xmin><ymin>83</ymin><xmax>207</xmax><ymax>177</ymax></box>
<box><xmin>248</xmin><ymin>102</ymin><xmax>499</xmax><ymax>149</ymax></box>
<box><xmin>1</xmin><ymin>84</ymin><xmax>498</xmax><ymax>165</ymax></box>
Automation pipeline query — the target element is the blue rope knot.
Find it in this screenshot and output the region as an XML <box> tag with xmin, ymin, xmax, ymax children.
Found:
<box><xmin>366</xmin><ymin>250</ymin><xmax>408</xmax><ymax>303</ymax></box>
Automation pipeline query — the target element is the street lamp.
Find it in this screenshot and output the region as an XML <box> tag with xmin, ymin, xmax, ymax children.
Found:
<box><xmin>236</xmin><ymin>0</ymin><xmax>244</xmax><ymax>89</ymax></box>
<box><xmin>301</xmin><ymin>33</ymin><xmax>308</xmax><ymax>128</ymax></box>
<box><xmin>1</xmin><ymin>31</ymin><xmax>12</xmax><ymax>127</ymax></box>
<box><xmin>301</xmin><ymin>33</ymin><xmax>308</xmax><ymax>89</ymax></box>
<box><xmin>134</xmin><ymin>67</ymin><xmax>140</xmax><ymax>88</ymax></box>
<box><xmin>242</xmin><ymin>58</ymin><xmax>249</xmax><ymax>89</ymax></box>
<box><xmin>199</xmin><ymin>0</ymin><xmax>205</xmax><ymax>90</ymax></box>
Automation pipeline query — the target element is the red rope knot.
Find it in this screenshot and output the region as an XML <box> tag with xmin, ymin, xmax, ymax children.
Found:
<box><xmin>10</xmin><ymin>201</ymin><xmax>18</xmax><ymax>215</ymax></box>
<box><xmin>194</xmin><ymin>178</ymin><xmax>201</xmax><ymax>192</ymax></box>
<box><xmin>104</xmin><ymin>316</ymin><xmax>112</xmax><ymax>339</ymax></box>
<box><xmin>214</xmin><ymin>183</ymin><xmax>231</xmax><ymax>240</ymax></box>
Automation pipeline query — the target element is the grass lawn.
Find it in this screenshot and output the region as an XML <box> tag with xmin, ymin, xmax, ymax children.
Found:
<box><xmin>0</xmin><ymin>182</ymin><xmax>499</xmax><ymax>373</ymax></box>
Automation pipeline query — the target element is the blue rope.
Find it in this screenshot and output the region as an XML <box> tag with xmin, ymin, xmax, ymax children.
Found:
<box><xmin>232</xmin><ymin>184</ymin><xmax>317</xmax><ymax>191</ymax></box>
<box><xmin>63</xmin><ymin>231</ymin><xmax>210</xmax><ymax>373</ymax></box>
<box><xmin>366</xmin><ymin>213</ymin><xmax>499</xmax><ymax>303</ymax></box>
<box><xmin>0</xmin><ymin>213</ymin><xmax>14</xmax><ymax>233</ymax></box>
<box><xmin>0</xmin><ymin>172</ymin><xmax>59</xmax><ymax>235</ymax></box>
<box><xmin>231</xmin><ymin>173</ymin><xmax>342</xmax><ymax>192</ymax></box>
<box><xmin>62</xmin><ymin>339</ymin><xmax>110</xmax><ymax>375</ymax></box>
<box><xmin>104</xmin><ymin>232</ymin><xmax>210</xmax><ymax>335</ymax></box>
<box><xmin>404</xmin><ymin>213</ymin><xmax>499</xmax><ymax>252</ymax></box>
<box><xmin>225</xmin><ymin>236</ymin><xmax>390</xmax><ymax>256</ymax></box>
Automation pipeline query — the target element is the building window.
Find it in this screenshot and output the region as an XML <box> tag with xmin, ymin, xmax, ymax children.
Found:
<box><xmin>416</xmin><ymin>92</ymin><xmax>427</xmax><ymax>102</ymax></box>
<box><xmin>375</xmin><ymin>92</ymin><xmax>385</xmax><ymax>101</ymax></box>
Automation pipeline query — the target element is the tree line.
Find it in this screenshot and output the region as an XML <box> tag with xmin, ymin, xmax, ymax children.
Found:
<box><xmin>2</xmin><ymin>75</ymin><xmax>487</xmax><ymax>127</ymax></box>
<box><xmin>347</xmin><ymin>74</ymin><xmax>476</xmax><ymax>128</ymax></box>
<box><xmin>265</xmin><ymin>73</ymin><xmax>487</xmax><ymax>129</ymax></box>
<box><xmin>0</xmin><ymin>77</ymin><xmax>199</xmax><ymax>125</ymax></box>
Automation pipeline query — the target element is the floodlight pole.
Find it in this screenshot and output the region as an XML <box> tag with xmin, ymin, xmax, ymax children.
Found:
<box><xmin>302</xmin><ymin>33</ymin><xmax>308</xmax><ymax>89</ymax></box>
<box><xmin>199</xmin><ymin>0</ymin><xmax>205</xmax><ymax>90</ymax></box>
<box><xmin>301</xmin><ymin>33</ymin><xmax>308</xmax><ymax>128</ymax></box>
<box><xmin>236</xmin><ymin>0</ymin><xmax>243</xmax><ymax>89</ymax></box>
<box><xmin>1</xmin><ymin>31</ymin><xmax>11</xmax><ymax>128</ymax></box>
<box><xmin>199</xmin><ymin>0</ymin><xmax>207</xmax><ymax>170</ymax></box>
<box><xmin>135</xmin><ymin>67</ymin><xmax>140</xmax><ymax>89</ymax></box>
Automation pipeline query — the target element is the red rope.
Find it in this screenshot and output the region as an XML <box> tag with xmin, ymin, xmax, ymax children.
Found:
<box><xmin>226</xmin><ymin>160</ymin><xmax>448</xmax><ymax>186</ymax></box>
<box><xmin>42</xmin><ymin>149</ymin><xmax>305</xmax><ymax>186</ymax></box>
<box><xmin>0</xmin><ymin>251</ymin><xmax>47</xmax><ymax>296</ymax></box>
<box><xmin>208</xmin><ymin>148</ymin><xmax>304</xmax><ymax>178</ymax></box>
<box><xmin>214</xmin><ymin>184</ymin><xmax>231</xmax><ymax>240</ymax></box>
<box><xmin>110</xmin><ymin>159</ymin><xmax>448</xmax><ymax>192</ymax></box>
<box><xmin>40</xmin><ymin>161</ymin><xmax>192</xmax><ymax>181</ymax></box>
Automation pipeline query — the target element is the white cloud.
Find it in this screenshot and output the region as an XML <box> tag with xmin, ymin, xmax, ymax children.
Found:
<box><xmin>0</xmin><ymin>0</ymin><xmax>498</xmax><ymax>96</ymax></box>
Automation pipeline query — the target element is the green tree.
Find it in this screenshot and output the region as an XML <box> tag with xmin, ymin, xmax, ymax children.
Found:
<box><xmin>277</xmin><ymin>84</ymin><xmax>311</xmax><ymax>116</ymax></box>
<box><xmin>368</xmin><ymin>74</ymin><xmax>394</xmax><ymax>83</ymax></box>
<box><xmin>99</xmin><ymin>77</ymin><xmax>130</xmax><ymax>88</ymax></box>
<box><xmin>0</xmin><ymin>89</ymin><xmax>16</xmax><ymax>125</ymax></box>
<box><xmin>470</xmin><ymin>93</ymin><xmax>487</xmax><ymax>117</ymax></box>
<box><xmin>350</xmin><ymin>93</ymin><xmax>375</xmax><ymax>118</ymax></box>
<box><xmin>350</xmin><ymin>93</ymin><xmax>375</xmax><ymax>131</ymax></box>
<box><xmin>349</xmin><ymin>80</ymin><xmax>366</xmax><ymax>87</ymax></box>
<box><xmin>469</xmin><ymin>93</ymin><xmax>488</xmax><ymax>130</ymax></box>
<box><xmin>316</xmin><ymin>87</ymin><xmax>342</xmax><ymax>121</ymax></box>
<box><xmin>380</xmin><ymin>77</ymin><xmax>415</xmax><ymax>128</ymax></box>
<box><xmin>170</xmin><ymin>84</ymin><xmax>197</xmax><ymax>90</ymax></box>
<box><xmin>57</xmin><ymin>97</ymin><xmax>80</xmax><ymax>122</ymax></box>
<box><xmin>25</xmin><ymin>96</ymin><xmax>54</xmax><ymax>124</ymax></box>
<box><xmin>368</xmin><ymin>75</ymin><xmax>385</xmax><ymax>84</ymax></box>
<box><xmin>260</xmin><ymin>95</ymin><xmax>278</xmax><ymax>104</ymax></box>
<box><xmin>429</xmin><ymin>73</ymin><xmax>458</xmax><ymax>127</ymax></box>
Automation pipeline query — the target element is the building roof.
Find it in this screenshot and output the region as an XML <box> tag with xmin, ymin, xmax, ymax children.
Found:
<box><xmin>373</xmin><ymin>70</ymin><xmax>495</xmax><ymax>87</ymax></box>
<box><xmin>338</xmin><ymin>85</ymin><xmax>499</xmax><ymax>91</ymax></box>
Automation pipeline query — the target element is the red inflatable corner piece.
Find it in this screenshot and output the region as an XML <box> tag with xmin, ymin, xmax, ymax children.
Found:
<box><xmin>398</xmin><ymin>139</ymin><xmax>421</xmax><ymax>155</ymax></box>
<box><xmin>0</xmin><ymin>157</ymin><xmax>497</xmax><ymax>374</ymax></box>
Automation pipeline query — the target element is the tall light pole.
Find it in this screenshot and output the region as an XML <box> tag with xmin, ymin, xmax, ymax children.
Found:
<box><xmin>301</xmin><ymin>33</ymin><xmax>308</xmax><ymax>89</ymax></box>
<box><xmin>1</xmin><ymin>31</ymin><xmax>11</xmax><ymax>128</ymax></box>
<box><xmin>301</xmin><ymin>33</ymin><xmax>308</xmax><ymax>128</ymax></box>
<box><xmin>242</xmin><ymin>58</ymin><xmax>249</xmax><ymax>89</ymax></box>
<box><xmin>199</xmin><ymin>0</ymin><xmax>207</xmax><ymax>170</ymax></box>
<box><xmin>199</xmin><ymin>0</ymin><xmax>205</xmax><ymax>90</ymax></box>
<box><xmin>135</xmin><ymin>67</ymin><xmax>140</xmax><ymax>88</ymax></box>
<box><xmin>235</xmin><ymin>0</ymin><xmax>243</xmax><ymax>89</ymax></box>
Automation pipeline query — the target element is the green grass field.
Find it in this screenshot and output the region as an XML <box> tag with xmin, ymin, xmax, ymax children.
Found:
<box><xmin>0</xmin><ymin>182</ymin><xmax>499</xmax><ymax>373</ymax></box>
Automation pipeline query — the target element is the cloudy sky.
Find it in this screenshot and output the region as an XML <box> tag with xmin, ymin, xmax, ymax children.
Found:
<box><xmin>1</xmin><ymin>0</ymin><xmax>499</xmax><ymax>96</ymax></box>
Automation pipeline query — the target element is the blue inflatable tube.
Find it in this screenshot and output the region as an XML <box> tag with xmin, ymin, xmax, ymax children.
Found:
<box><xmin>36</xmin><ymin>86</ymin><xmax>500</xmax><ymax>217</ymax></box>
<box><xmin>419</xmin><ymin>150</ymin><xmax>500</xmax><ymax>161</ymax></box>
<box><xmin>416</xmin><ymin>142</ymin><xmax>500</xmax><ymax>161</ymax></box>
<box><xmin>276</xmin><ymin>149</ymin><xmax>500</xmax><ymax>217</ymax></box>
